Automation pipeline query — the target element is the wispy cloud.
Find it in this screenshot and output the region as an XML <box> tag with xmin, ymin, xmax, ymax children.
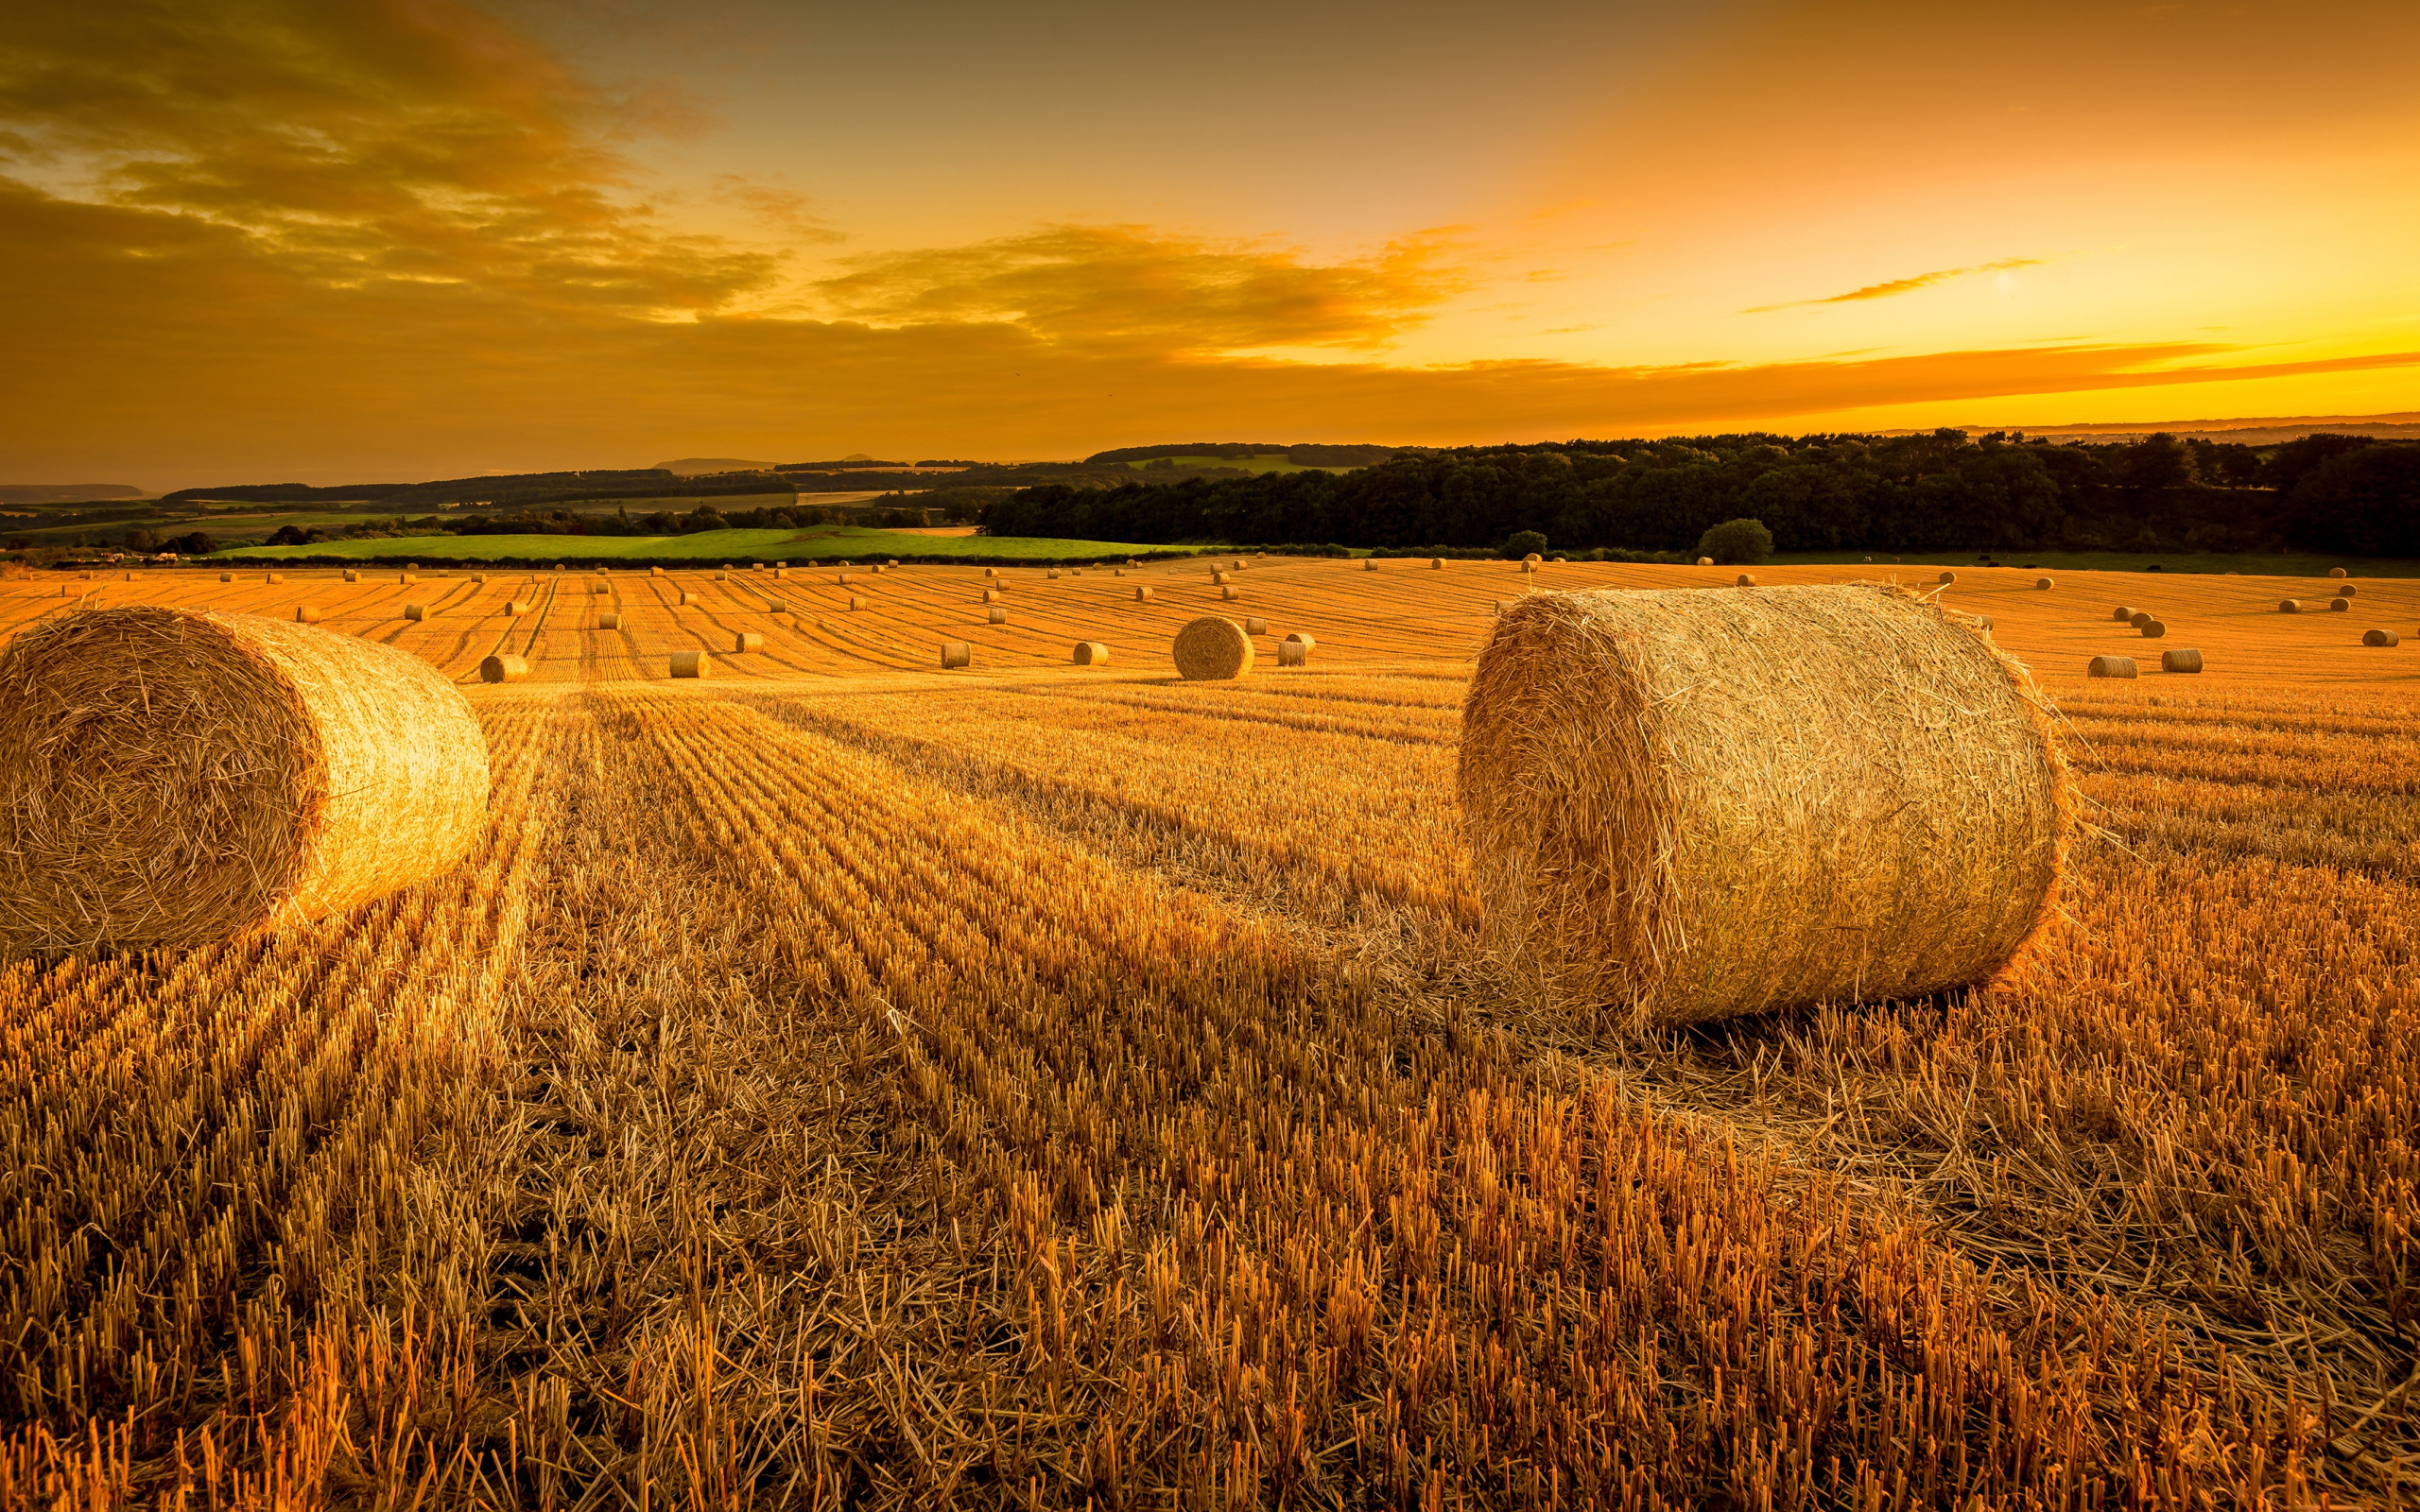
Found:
<box><xmin>1745</xmin><ymin>257</ymin><xmax>2045</xmax><ymax>313</ymax></box>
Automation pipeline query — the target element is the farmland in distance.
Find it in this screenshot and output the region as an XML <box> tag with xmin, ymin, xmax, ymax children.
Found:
<box><xmin>1</xmin><ymin>555</ymin><xmax>2413</xmax><ymax>1508</ymax></box>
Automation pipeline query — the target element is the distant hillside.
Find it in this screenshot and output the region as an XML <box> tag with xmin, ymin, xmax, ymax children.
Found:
<box><xmin>1084</xmin><ymin>442</ymin><xmax>1404</xmax><ymax>468</ymax></box>
<box><xmin>0</xmin><ymin>484</ymin><xmax>147</xmax><ymax>506</ymax></box>
<box><xmin>652</xmin><ymin>457</ymin><xmax>777</xmax><ymax>475</ymax></box>
<box><xmin>1899</xmin><ymin>411</ymin><xmax>2420</xmax><ymax>445</ymax></box>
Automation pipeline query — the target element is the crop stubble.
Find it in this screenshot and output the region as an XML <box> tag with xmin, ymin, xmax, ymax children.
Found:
<box><xmin>0</xmin><ymin>560</ymin><xmax>2413</xmax><ymax>1507</ymax></box>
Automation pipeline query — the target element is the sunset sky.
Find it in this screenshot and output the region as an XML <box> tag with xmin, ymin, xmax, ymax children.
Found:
<box><xmin>5</xmin><ymin>0</ymin><xmax>2417</xmax><ymax>488</ymax></box>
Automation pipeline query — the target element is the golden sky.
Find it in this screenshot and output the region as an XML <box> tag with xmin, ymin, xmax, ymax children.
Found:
<box><xmin>4</xmin><ymin>0</ymin><xmax>2416</xmax><ymax>487</ymax></box>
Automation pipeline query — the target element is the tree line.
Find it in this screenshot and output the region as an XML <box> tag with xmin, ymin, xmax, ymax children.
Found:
<box><xmin>983</xmin><ymin>431</ymin><xmax>2420</xmax><ymax>557</ymax></box>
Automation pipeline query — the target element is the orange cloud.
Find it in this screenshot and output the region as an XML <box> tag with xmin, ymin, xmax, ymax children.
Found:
<box><xmin>1745</xmin><ymin>258</ymin><xmax>2047</xmax><ymax>313</ymax></box>
<box><xmin>810</xmin><ymin>224</ymin><xmax>1473</xmax><ymax>354</ymax></box>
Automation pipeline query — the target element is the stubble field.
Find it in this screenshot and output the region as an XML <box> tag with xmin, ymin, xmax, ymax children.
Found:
<box><xmin>2</xmin><ymin>555</ymin><xmax>2413</xmax><ymax>1509</ymax></box>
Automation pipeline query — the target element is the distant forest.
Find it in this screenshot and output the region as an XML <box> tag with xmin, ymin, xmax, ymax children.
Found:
<box><xmin>988</xmin><ymin>431</ymin><xmax>2420</xmax><ymax>557</ymax></box>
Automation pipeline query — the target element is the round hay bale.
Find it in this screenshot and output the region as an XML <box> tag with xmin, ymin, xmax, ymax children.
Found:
<box><xmin>2337</xmin><ymin>584</ymin><xmax>2357</xmax><ymax>597</ymax></box>
<box><xmin>669</xmin><ymin>650</ymin><xmax>711</xmax><ymax>679</ymax></box>
<box><xmin>848</xmin><ymin>595</ymin><xmax>863</xmax><ymax>610</ymax></box>
<box><xmin>507</xmin><ymin>600</ymin><xmax>532</xmax><ymax>616</ymax></box>
<box><xmin>677</xmin><ymin>592</ymin><xmax>695</xmax><ymax>606</ymax></box>
<box><xmin>1285</xmin><ymin>633</ymin><xmax>1317</xmax><ymax>651</ymax></box>
<box><xmin>1937</xmin><ymin>571</ymin><xmax>1955</xmax><ymax>585</ymax></box>
<box><xmin>2329</xmin><ymin>597</ymin><xmax>2351</xmax><ymax>611</ymax></box>
<box><xmin>2329</xmin><ymin>567</ymin><xmax>2348</xmax><ymax>578</ymax></box>
<box><xmin>2363</xmin><ymin>627</ymin><xmax>2400</xmax><ymax>646</ymax></box>
<box><xmin>1364</xmin><ymin>558</ymin><xmax>1379</xmax><ymax>571</ymax></box>
<box><xmin>766</xmin><ymin>597</ymin><xmax>786</xmax><ymax>612</ymax></box>
<box><xmin>2160</xmin><ymin>648</ymin><xmax>2204</xmax><ymax>673</ymax></box>
<box><xmin>1245</xmin><ymin>615</ymin><xmax>1269</xmax><ymax>635</ymax></box>
<box><xmin>1212</xmin><ymin>570</ymin><xmax>1229</xmax><ymax>584</ymax></box>
<box><xmin>1222</xmin><ymin>585</ymin><xmax>1242</xmax><ymax>600</ymax></box>
<box><xmin>2279</xmin><ymin>599</ymin><xmax>2301</xmax><ymax>613</ymax></box>
<box><xmin>400</xmin><ymin>573</ymin><xmax>420</xmax><ymax>585</ymax></box>
<box><xmin>651</xmin><ymin>566</ymin><xmax>664</xmax><ymax>576</ymax></box>
<box><xmin>988</xmin><ymin>606</ymin><xmax>1008</xmax><ymax>625</ymax></box>
<box><xmin>714</xmin><ymin>571</ymin><xmax>727</xmax><ymax>580</ymax></box>
<box><xmin>479</xmin><ymin>654</ymin><xmax>529</xmax><ymax>683</ymax></box>
<box><xmin>2035</xmin><ymin>576</ymin><xmax>2054</xmax><ymax>590</ymax></box>
<box><xmin>983</xmin><ymin>588</ymin><xmax>1000</xmax><ymax>603</ymax></box>
<box><xmin>1461</xmin><ymin>583</ymin><xmax>2070</xmax><ymax>1029</ymax></box>
<box><xmin>838</xmin><ymin>572</ymin><xmax>852</xmax><ymax>584</ymax></box>
<box><xmin>1134</xmin><ymin>586</ymin><xmax>1153</xmax><ymax>602</ymax></box>
<box><xmin>2088</xmin><ymin>655</ymin><xmax>2137</xmax><ymax>678</ymax></box>
<box><xmin>1048</xmin><ymin>568</ymin><xmax>1061</xmax><ymax>579</ymax></box>
<box><xmin>220</xmin><ymin>573</ymin><xmax>233</xmax><ymax>582</ymax></box>
<box><xmin>266</xmin><ymin>573</ymin><xmax>285</xmax><ymax>584</ymax></box>
<box><xmin>888</xmin><ymin>559</ymin><xmax>899</xmax><ymax>568</ymax></box>
<box><xmin>1073</xmin><ymin>641</ymin><xmax>1110</xmax><ymax>665</ymax></box>
<box><xmin>471</xmin><ymin>575</ymin><xmax>485</xmax><ymax>584</ymax></box>
<box><xmin>2112</xmin><ymin>606</ymin><xmax>2135</xmax><ymax>622</ymax></box>
<box><xmin>598</xmin><ymin>611</ymin><xmax>621</xmax><ymax>629</ymax></box>
<box><xmin>733</xmin><ymin>631</ymin><xmax>764</xmax><ymax>652</ymax></box>
<box><xmin>1736</xmin><ymin>574</ymin><xmax>1755</xmax><ymax>587</ymax></box>
<box><xmin>404</xmin><ymin>604</ymin><xmax>426</xmax><ymax>621</ymax></box>
<box><xmin>1696</xmin><ymin>557</ymin><xmax>1713</xmax><ymax>566</ymax></box>
<box><xmin>294</xmin><ymin>605</ymin><xmax>320</xmax><ymax>624</ymax></box>
<box><xmin>0</xmin><ymin>607</ymin><xmax>490</xmax><ymax>953</ymax></box>
<box><xmin>1172</xmin><ymin>617</ymin><xmax>1253</xmax><ymax>680</ymax></box>
<box><xmin>2139</xmin><ymin>620</ymin><xmax>2167</xmax><ymax>638</ymax></box>
<box><xmin>1524</xmin><ymin>553</ymin><xmax>1542</xmax><ymax>564</ymax></box>
<box><xmin>342</xmin><ymin>570</ymin><xmax>359</xmax><ymax>583</ymax></box>
<box><xmin>1278</xmin><ymin>639</ymin><xmax>1307</xmax><ymax>667</ymax></box>
<box><xmin>2128</xmin><ymin>611</ymin><xmax>2153</xmax><ymax>628</ymax></box>
<box><xmin>941</xmin><ymin>641</ymin><xmax>971</xmax><ymax>669</ymax></box>
<box><xmin>591</xmin><ymin>582</ymin><xmax>608</xmax><ymax>593</ymax></box>
<box><xmin>1522</xmin><ymin>561</ymin><xmax>1539</xmax><ymax>574</ymax></box>
<box><xmin>984</xmin><ymin>566</ymin><xmax>997</xmax><ymax>577</ymax></box>
<box><xmin>1431</xmin><ymin>558</ymin><xmax>1445</xmax><ymax>569</ymax></box>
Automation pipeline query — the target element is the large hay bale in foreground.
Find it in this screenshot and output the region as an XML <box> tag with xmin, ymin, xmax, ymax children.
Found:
<box><xmin>1461</xmin><ymin>584</ymin><xmax>2069</xmax><ymax>1029</ymax></box>
<box><xmin>1173</xmin><ymin>617</ymin><xmax>1253</xmax><ymax>680</ymax></box>
<box><xmin>0</xmin><ymin>607</ymin><xmax>489</xmax><ymax>953</ymax></box>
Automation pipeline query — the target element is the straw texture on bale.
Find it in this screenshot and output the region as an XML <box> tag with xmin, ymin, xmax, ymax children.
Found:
<box><xmin>1172</xmin><ymin>617</ymin><xmax>1253</xmax><ymax>680</ymax></box>
<box><xmin>1736</xmin><ymin>574</ymin><xmax>1755</xmax><ymax>587</ymax></box>
<box><xmin>988</xmin><ymin>607</ymin><xmax>1008</xmax><ymax>625</ymax></box>
<box><xmin>1073</xmin><ymin>641</ymin><xmax>1109</xmax><ymax>665</ymax></box>
<box><xmin>2161</xmin><ymin>648</ymin><xmax>2204</xmax><ymax>673</ymax></box>
<box><xmin>669</xmin><ymin>650</ymin><xmax>710</xmax><ymax>679</ymax></box>
<box><xmin>2363</xmin><ymin>628</ymin><xmax>2400</xmax><ymax>647</ymax></box>
<box><xmin>404</xmin><ymin>605</ymin><xmax>425</xmax><ymax>621</ymax></box>
<box><xmin>0</xmin><ymin>607</ymin><xmax>490</xmax><ymax>954</ymax></box>
<box><xmin>2329</xmin><ymin>597</ymin><xmax>2350</xmax><ymax>611</ymax></box>
<box><xmin>1524</xmin><ymin>553</ymin><xmax>1543</xmax><ymax>564</ymax></box>
<box><xmin>941</xmin><ymin>642</ymin><xmax>971</xmax><ymax>669</ymax></box>
<box><xmin>479</xmin><ymin>654</ymin><xmax>528</xmax><ymax>683</ymax></box>
<box><xmin>1246</xmin><ymin>616</ymin><xmax>1269</xmax><ymax>635</ymax></box>
<box><xmin>1461</xmin><ymin>583</ymin><xmax>2071</xmax><ymax>1030</ymax></box>
<box><xmin>2140</xmin><ymin>621</ymin><xmax>2168</xmax><ymax>638</ymax></box>
<box><xmin>1286</xmin><ymin>633</ymin><xmax>1317</xmax><ymax>651</ymax></box>
<box><xmin>2280</xmin><ymin>599</ymin><xmax>2301</xmax><ymax>612</ymax></box>
<box><xmin>2089</xmin><ymin>655</ymin><xmax>2137</xmax><ymax>678</ymax></box>
<box><xmin>598</xmin><ymin>611</ymin><xmax>621</xmax><ymax>629</ymax></box>
<box><xmin>733</xmin><ymin>631</ymin><xmax>765</xmax><ymax>652</ymax></box>
<box><xmin>294</xmin><ymin>606</ymin><xmax>320</xmax><ymax>623</ymax></box>
<box><xmin>1277</xmin><ymin>639</ymin><xmax>1307</xmax><ymax>667</ymax></box>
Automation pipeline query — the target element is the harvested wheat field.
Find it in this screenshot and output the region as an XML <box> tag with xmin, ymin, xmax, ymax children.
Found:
<box><xmin>1</xmin><ymin>558</ymin><xmax>2416</xmax><ymax>1509</ymax></box>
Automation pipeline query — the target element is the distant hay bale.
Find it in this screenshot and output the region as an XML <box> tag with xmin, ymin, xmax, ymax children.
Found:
<box><xmin>507</xmin><ymin>600</ymin><xmax>532</xmax><ymax>616</ymax></box>
<box><xmin>1461</xmin><ymin>584</ymin><xmax>2069</xmax><ymax>1029</ymax></box>
<box><xmin>399</xmin><ymin>573</ymin><xmax>418</xmax><ymax>584</ymax></box>
<box><xmin>669</xmin><ymin>650</ymin><xmax>711</xmax><ymax>679</ymax></box>
<box><xmin>1696</xmin><ymin>557</ymin><xmax>1713</xmax><ymax>566</ymax></box>
<box><xmin>2114</xmin><ymin>605</ymin><xmax>2139</xmax><ymax>622</ymax></box>
<box><xmin>1431</xmin><ymin>558</ymin><xmax>1445</xmax><ymax>569</ymax></box>
<box><xmin>2161</xmin><ymin>648</ymin><xmax>2204</xmax><ymax>673</ymax></box>
<box><xmin>1278</xmin><ymin>639</ymin><xmax>1307</xmax><ymax>667</ymax></box>
<box><xmin>266</xmin><ymin>574</ymin><xmax>284</xmax><ymax>583</ymax></box>
<box><xmin>677</xmin><ymin>592</ymin><xmax>695</xmax><ymax>605</ymax></box>
<box><xmin>1937</xmin><ymin>571</ymin><xmax>1955</xmax><ymax>585</ymax></box>
<box><xmin>1524</xmin><ymin>553</ymin><xmax>1542</xmax><ymax>564</ymax></box>
<box><xmin>2139</xmin><ymin>620</ymin><xmax>2167</xmax><ymax>638</ymax></box>
<box><xmin>1553</xmin><ymin>556</ymin><xmax>1566</xmax><ymax>563</ymax></box>
<box><xmin>2329</xmin><ymin>567</ymin><xmax>2348</xmax><ymax>578</ymax></box>
<box><xmin>551</xmin><ymin>564</ymin><xmax>562</xmax><ymax>572</ymax></box>
<box><xmin>716</xmin><ymin>569</ymin><xmax>728</xmax><ymax>578</ymax></box>
<box><xmin>751</xmin><ymin>561</ymin><xmax>763</xmax><ymax>570</ymax></box>
<box><xmin>941</xmin><ymin>642</ymin><xmax>971</xmax><ymax>669</ymax></box>
<box><xmin>773</xmin><ymin>569</ymin><xmax>786</xmax><ymax>579</ymax></box>
<box><xmin>838</xmin><ymin>572</ymin><xmax>852</xmax><ymax>583</ymax></box>
<box><xmin>294</xmin><ymin>606</ymin><xmax>320</xmax><ymax>624</ymax></box>
<box><xmin>1222</xmin><ymin>585</ymin><xmax>1241</xmax><ymax>600</ymax></box>
<box><xmin>888</xmin><ymin>559</ymin><xmax>899</xmax><ymax>568</ymax></box>
<box><xmin>650</xmin><ymin>566</ymin><xmax>663</xmax><ymax>576</ymax></box>
<box><xmin>985</xmin><ymin>566</ymin><xmax>997</xmax><ymax>577</ymax></box>
<box><xmin>766</xmin><ymin>596</ymin><xmax>786</xmax><ymax>612</ymax></box>
<box><xmin>733</xmin><ymin>631</ymin><xmax>764</xmax><ymax>652</ymax></box>
<box><xmin>1048</xmin><ymin>568</ymin><xmax>1062</xmax><ymax>579</ymax></box>
<box><xmin>1213</xmin><ymin>570</ymin><xmax>1229</xmax><ymax>584</ymax></box>
<box><xmin>1736</xmin><ymin>574</ymin><xmax>1755</xmax><ymax>587</ymax></box>
<box><xmin>591</xmin><ymin>582</ymin><xmax>608</xmax><ymax>593</ymax></box>
<box><xmin>2128</xmin><ymin>611</ymin><xmax>2153</xmax><ymax>628</ymax></box>
<box><xmin>2035</xmin><ymin>576</ymin><xmax>2054</xmax><ymax>590</ymax></box>
<box><xmin>1285</xmin><ymin>632</ymin><xmax>1317</xmax><ymax>651</ymax></box>
<box><xmin>989</xmin><ymin>606</ymin><xmax>1008</xmax><ymax>625</ymax></box>
<box><xmin>1974</xmin><ymin>614</ymin><xmax>1995</xmax><ymax>632</ymax></box>
<box><xmin>1173</xmin><ymin>617</ymin><xmax>1253</xmax><ymax>680</ymax></box>
<box><xmin>343</xmin><ymin>570</ymin><xmax>359</xmax><ymax>583</ymax></box>
<box><xmin>220</xmin><ymin>573</ymin><xmax>233</xmax><ymax>582</ymax></box>
<box><xmin>2329</xmin><ymin>597</ymin><xmax>2350</xmax><ymax>611</ymax></box>
<box><xmin>1114</xmin><ymin>568</ymin><xmax>1124</xmax><ymax>576</ymax></box>
<box><xmin>2337</xmin><ymin>584</ymin><xmax>2357</xmax><ymax>597</ymax></box>
<box><xmin>472</xmin><ymin>575</ymin><xmax>485</xmax><ymax>584</ymax></box>
<box><xmin>404</xmin><ymin>605</ymin><xmax>425</xmax><ymax>621</ymax></box>
<box><xmin>1522</xmin><ymin>561</ymin><xmax>1538</xmax><ymax>574</ymax></box>
<box><xmin>2279</xmin><ymin>599</ymin><xmax>2301</xmax><ymax>613</ymax></box>
<box><xmin>2363</xmin><ymin>628</ymin><xmax>2400</xmax><ymax>646</ymax></box>
<box><xmin>1073</xmin><ymin>641</ymin><xmax>1110</xmax><ymax>665</ymax></box>
<box><xmin>983</xmin><ymin>588</ymin><xmax>1000</xmax><ymax>602</ymax></box>
<box><xmin>1135</xmin><ymin>586</ymin><xmax>1153</xmax><ymax>601</ymax></box>
<box><xmin>1364</xmin><ymin>558</ymin><xmax>1379</xmax><ymax>571</ymax></box>
<box><xmin>848</xmin><ymin>595</ymin><xmax>863</xmax><ymax>610</ymax></box>
<box><xmin>598</xmin><ymin>611</ymin><xmax>621</xmax><ymax>629</ymax></box>
<box><xmin>1245</xmin><ymin>615</ymin><xmax>1269</xmax><ymax>635</ymax></box>
<box><xmin>0</xmin><ymin>607</ymin><xmax>489</xmax><ymax>952</ymax></box>
<box><xmin>2088</xmin><ymin>655</ymin><xmax>2137</xmax><ymax>678</ymax></box>
<box><xmin>479</xmin><ymin>654</ymin><xmax>529</xmax><ymax>683</ymax></box>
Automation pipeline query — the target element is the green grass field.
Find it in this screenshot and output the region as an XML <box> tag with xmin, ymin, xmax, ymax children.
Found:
<box><xmin>1772</xmin><ymin>548</ymin><xmax>2420</xmax><ymax>578</ymax></box>
<box><xmin>220</xmin><ymin>524</ymin><xmax>1213</xmax><ymax>564</ymax></box>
